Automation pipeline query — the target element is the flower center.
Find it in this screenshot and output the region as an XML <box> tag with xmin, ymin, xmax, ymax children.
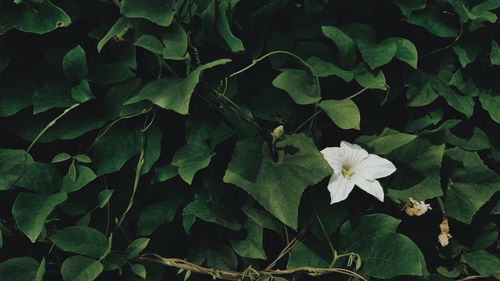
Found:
<box><xmin>342</xmin><ymin>165</ymin><xmax>355</xmax><ymax>179</ymax></box>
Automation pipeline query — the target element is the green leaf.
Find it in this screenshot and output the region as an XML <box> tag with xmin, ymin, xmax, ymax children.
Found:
<box><xmin>358</xmin><ymin>128</ymin><xmax>417</xmax><ymax>154</ymax></box>
<box><xmin>92</xmin><ymin>123</ymin><xmax>141</xmax><ymax>175</ymax></box>
<box><xmin>97</xmin><ymin>190</ymin><xmax>114</xmax><ymax>208</ymax></box>
<box><xmin>126</xmin><ymin>238</ymin><xmax>150</xmax><ymax>259</ymax></box>
<box><xmin>463</xmin><ymin>250</ymin><xmax>500</xmax><ymax>279</ymax></box>
<box><xmin>121</xmin><ymin>0</ymin><xmax>176</xmax><ymax>27</ymax></box>
<box><xmin>50</xmin><ymin>226</ymin><xmax>109</xmax><ymax>258</ymax></box>
<box><xmin>171</xmin><ymin>142</ymin><xmax>213</xmax><ymax>185</ymax></box>
<box><xmin>183</xmin><ymin>191</ymin><xmax>242</xmax><ymax>231</ymax></box>
<box><xmin>357</xmin><ymin>38</ymin><xmax>397</xmax><ymax>69</ymax></box>
<box><xmin>52</xmin><ymin>153</ymin><xmax>72</xmax><ymax>163</ymax></box>
<box><xmin>272</xmin><ymin>68</ymin><xmax>320</xmax><ymax>105</ymax></box>
<box><xmin>91</xmin><ymin>62</ymin><xmax>135</xmax><ymax>85</ymax></box>
<box><xmin>13</xmin><ymin>191</ymin><xmax>67</xmax><ymax>243</ymax></box>
<box><xmin>321</xmin><ymin>26</ymin><xmax>357</xmax><ymax>68</ymax></box>
<box><xmin>125</xmin><ymin>59</ymin><xmax>231</xmax><ymax>115</ymax></box>
<box><xmin>75</xmin><ymin>154</ymin><xmax>92</xmax><ymax>163</ymax></box>
<box><xmin>230</xmin><ymin>221</ymin><xmax>267</xmax><ymax>260</ymax></box>
<box><xmin>479</xmin><ymin>93</ymin><xmax>500</xmax><ymax>123</ymax></box>
<box><xmin>16</xmin><ymin>162</ymin><xmax>62</xmax><ymax>194</ymax></box>
<box><xmin>68</xmin><ymin>162</ymin><xmax>77</xmax><ymax>182</ymax></box>
<box><xmin>353</xmin><ymin>63</ymin><xmax>387</xmax><ymax>90</ymax></box>
<box><xmin>33</xmin><ymin>83</ymin><xmax>77</xmax><ymax>114</ymax></box>
<box><xmin>446</xmin><ymin>127</ymin><xmax>490</xmax><ymax>151</ymax></box>
<box><xmin>0</xmin><ymin>74</ymin><xmax>37</xmax><ymax>117</ymax></box>
<box><xmin>61</xmin><ymin>165</ymin><xmax>97</xmax><ymax>193</ymax></box>
<box><xmin>0</xmin><ymin>149</ymin><xmax>33</xmax><ymax>191</ymax></box>
<box><xmin>452</xmin><ymin>38</ymin><xmax>482</xmax><ymax>68</ymax></box>
<box><xmin>383</xmin><ymin>132</ymin><xmax>445</xmax><ymax>201</ymax></box>
<box><xmin>71</xmin><ymin>80</ymin><xmax>94</xmax><ymax>103</ymax></box>
<box><xmin>431</xmin><ymin>76</ymin><xmax>474</xmax><ymax>118</ymax></box>
<box><xmin>307</xmin><ymin>57</ymin><xmax>354</xmax><ymax>82</ymax></box>
<box><xmin>241</xmin><ymin>201</ymin><xmax>283</xmax><ymax>234</ymax></box>
<box><xmin>137</xmin><ymin>198</ymin><xmax>182</xmax><ymax>236</ymax></box>
<box><xmin>0</xmin><ymin>257</ymin><xmax>40</xmax><ymax>281</ymax></box>
<box><xmin>35</xmin><ymin>258</ymin><xmax>45</xmax><ymax>281</ymax></box>
<box><xmin>0</xmin><ymin>1</ymin><xmax>71</xmax><ymax>35</ymax></box>
<box><xmin>201</xmin><ymin>0</ymin><xmax>245</xmax><ymax>52</ymax></box>
<box><xmin>491</xmin><ymin>40</ymin><xmax>500</xmax><ymax>65</ymax></box>
<box><xmin>206</xmin><ymin>245</ymin><xmax>237</xmax><ymax>271</ymax></box>
<box><xmin>63</xmin><ymin>45</ymin><xmax>87</xmax><ymax>82</ymax></box>
<box><xmin>162</xmin><ymin>22</ymin><xmax>188</xmax><ymax>60</ymax></box>
<box><xmin>97</xmin><ymin>17</ymin><xmax>131</xmax><ymax>52</ymax></box>
<box><xmin>444</xmin><ymin>148</ymin><xmax>500</xmax><ymax>224</ymax></box>
<box><xmin>224</xmin><ymin>134</ymin><xmax>332</xmax><ymax>229</ymax></box>
<box><xmin>287</xmin><ymin>237</ymin><xmax>330</xmax><ymax>268</ymax></box>
<box><xmin>385</xmin><ymin>37</ymin><xmax>418</xmax><ymax>69</ymax></box>
<box><xmin>141</xmin><ymin>125</ymin><xmax>162</xmax><ymax>175</ymax></box>
<box><xmin>135</xmin><ymin>35</ymin><xmax>164</xmax><ymax>55</ymax></box>
<box><xmin>130</xmin><ymin>264</ymin><xmax>147</xmax><ymax>279</ymax></box>
<box><xmin>339</xmin><ymin>214</ymin><xmax>426</xmax><ymax>278</ymax></box>
<box><xmin>404</xmin><ymin>5</ymin><xmax>460</xmax><ymax>38</ymax></box>
<box><xmin>61</xmin><ymin>255</ymin><xmax>103</xmax><ymax>281</ymax></box>
<box><xmin>392</xmin><ymin>0</ymin><xmax>427</xmax><ymax>17</ymax></box>
<box><xmin>407</xmin><ymin>71</ymin><xmax>439</xmax><ymax>107</ymax></box>
<box><xmin>319</xmin><ymin>99</ymin><xmax>361</xmax><ymax>130</ymax></box>
<box><xmin>151</xmin><ymin>165</ymin><xmax>178</xmax><ymax>183</ymax></box>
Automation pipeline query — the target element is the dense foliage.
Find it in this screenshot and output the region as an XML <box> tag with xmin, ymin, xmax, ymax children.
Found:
<box><xmin>1</xmin><ymin>0</ymin><xmax>499</xmax><ymax>280</ymax></box>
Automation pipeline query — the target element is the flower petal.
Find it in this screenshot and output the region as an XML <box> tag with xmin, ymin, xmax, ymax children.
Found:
<box><xmin>320</xmin><ymin>147</ymin><xmax>344</xmax><ymax>173</ymax></box>
<box><xmin>352</xmin><ymin>176</ymin><xmax>385</xmax><ymax>202</ymax></box>
<box><xmin>327</xmin><ymin>174</ymin><xmax>355</xmax><ymax>204</ymax></box>
<box><xmin>340</xmin><ymin>141</ymin><xmax>368</xmax><ymax>167</ymax></box>
<box><xmin>355</xmin><ymin>154</ymin><xmax>397</xmax><ymax>180</ymax></box>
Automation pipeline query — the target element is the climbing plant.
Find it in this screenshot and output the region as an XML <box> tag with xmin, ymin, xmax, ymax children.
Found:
<box><xmin>0</xmin><ymin>0</ymin><xmax>499</xmax><ymax>281</ymax></box>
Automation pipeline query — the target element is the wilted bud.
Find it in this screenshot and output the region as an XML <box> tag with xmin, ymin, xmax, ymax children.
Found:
<box><xmin>404</xmin><ymin>198</ymin><xmax>432</xmax><ymax>216</ymax></box>
<box><xmin>438</xmin><ymin>217</ymin><xmax>452</xmax><ymax>247</ymax></box>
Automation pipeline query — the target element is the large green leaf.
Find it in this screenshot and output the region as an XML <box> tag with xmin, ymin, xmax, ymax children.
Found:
<box><xmin>385</xmin><ymin>37</ymin><xmax>418</xmax><ymax>69</ymax></box>
<box><xmin>223</xmin><ymin>134</ymin><xmax>332</xmax><ymax>229</ymax></box>
<box><xmin>171</xmin><ymin>142</ymin><xmax>213</xmax><ymax>185</ymax></box>
<box><xmin>319</xmin><ymin>99</ymin><xmax>361</xmax><ymax>130</ymax></box>
<box><xmin>61</xmin><ymin>255</ymin><xmax>103</xmax><ymax>281</ymax></box>
<box><xmin>63</xmin><ymin>45</ymin><xmax>87</xmax><ymax>82</ymax></box>
<box><xmin>50</xmin><ymin>226</ymin><xmax>108</xmax><ymax>258</ymax></box>
<box><xmin>16</xmin><ymin>162</ymin><xmax>62</xmax><ymax>194</ymax></box>
<box><xmin>405</xmin><ymin>5</ymin><xmax>460</xmax><ymax>38</ymax></box>
<box><xmin>463</xmin><ymin>250</ymin><xmax>500</xmax><ymax>279</ymax></box>
<box><xmin>230</xmin><ymin>220</ymin><xmax>267</xmax><ymax>260</ymax></box>
<box><xmin>0</xmin><ymin>1</ymin><xmax>71</xmax><ymax>35</ymax></box>
<box><xmin>13</xmin><ymin>191</ymin><xmax>68</xmax><ymax>242</ymax></box>
<box><xmin>161</xmin><ymin>22</ymin><xmax>188</xmax><ymax>60</ymax></box>
<box><xmin>92</xmin><ymin>123</ymin><xmax>141</xmax><ymax>175</ymax></box>
<box><xmin>444</xmin><ymin>148</ymin><xmax>500</xmax><ymax>224</ymax></box>
<box><xmin>339</xmin><ymin>214</ymin><xmax>426</xmax><ymax>278</ymax></box>
<box><xmin>321</xmin><ymin>26</ymin><xmax>357</xmax><ymax>68</ymax></box>
<box><xmin>0</xmin><ymin>257</ymin><xmax>41</xmax><ymax>281</ymax></box>
<box><xmin>272</xmin><ymin>68</ymin><xmax>321</xmax><ymax>105</ymax></box>
<box><xmin>120</xmin><ymin>0</ymin><xmax>176</xmax><ymax>27</ymax></box>
<box><xmin>0</xmin><ymin>149</ymin><xmax>33</xmax><ymax>191</ymax></box>
<box><xmin>125</xmin><ymin>59</ymin><xmax>231</xmax><ymax>115</ymax></box>
<box><xmin>357</xmin><ymin>38</ymin><xmax>397</xmax><ymax>69</ymax></box>
<box><xmin>479</xmin><ymin>93</ymin><xmax>500</xmax><ymax>123</ymax></box>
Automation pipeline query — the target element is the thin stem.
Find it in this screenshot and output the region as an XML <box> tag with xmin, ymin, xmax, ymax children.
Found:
<box><xmin>314</xmin><ymin>210</ymin><xmax>335</xmax><ymax>259</ymax></box>
<box><xmin>27</xmin><ymin>104</ymin><xmax>80</xmax><ymax>153</ymax></box>
<box><xmin>437</xmin><ymin>197</ymin><xmax>446</xmax><ymax>214</ymax></box>
<box><xmin>293</xmin><ymin>109</ymin><xmax>324</xmax><ymax>133</ymax></box>
<box><xmin>421</xmin><ymin>24</ymin><xmax>464</xmax><ymax>58</ymax></box>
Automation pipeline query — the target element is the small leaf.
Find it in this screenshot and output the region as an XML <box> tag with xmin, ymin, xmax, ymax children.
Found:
<box><xmin>272</xmin><ymin>68</ymin><xmax>320</xmax><ymax>105</ymax></box>
<box><xmin>171</xmin><ymin>142</ymin><xmax>213</xmax><ymax>185</ymax></box>
<box><xmin>137</xmin><ymin>198</ymin><xmax>182</xmax><ymax>236</ymax></box>
<box><xmin>97</xmin><ymin>190</ymin><xmax>114</xmax><ymax>209</ymax></box>
<box><xmin>97</xmin><ymin>17</ymin><xmax>130</xmax><ymax>52</ymax></box>
<box><xmin>385</xmin><ymin>37</ymin><xmax>419</xmax><ymax>69</ymax></box>
<box><xmin>71</xmin><ymin>80</ymin><xmax>94</xmax><ymax>103</ymax></box>
<box><xmin>130</xmin><ymin>264</ymin><xmax>146</xmax><ymax>279</ymax></box>
<box><xmin>353</xmin><ymin>63</ymin><xmax>387</xmax><ymax>90</ymax></box>
<box><xmin>13</xmin><ymin>192</ymin><xmax>67</xmax><ymax>243</ymax></box>
<box><xmin>121</xmin><ymin>0</ymin><xmax>175</xmax><ymax>27</ymax></box>
<box><xmin>151</xmin><ymin>165</ymin><xmax>178</xmax><ymax>183</ymax></box>
<box><xmin>52</xmin><ymin>153</ymin><xmax>72</xmax><ymax>163</ymax></box>
<box><xmin>491</xmin><ymin>40</ymin><xmax>500</xmax><ymax>65</ymax></box>
<box><xmin>63</xmin><ymin>45</ymin><xmax>87</xmax><ymax>81</ymax></box>
<box><xmin>479</xmin><ymin>92</ymin><xmax>500</xmax><ymax>123</ymax></box>
<box><xmin>68</xmin><ymin>162</ymin><xmax>77</xmax><ymax>182</ymax></box>
<box><xmin>162</xmin><ymin>22</ymin><xmax>188</xmax><ymax>60</ymax></box>
<box><xmin>135</xmin><ymin>35</ymin><xmax>164</xmax><ymax>54</ymax></box>
<box><xmin>307</xmin><ymin>57</ymin><xmax>354</xmax><ymax>82</ymax></box>
<box><xmin>319</xmin><ymin>99</ymin><xmax>361</xmax><ymax>130</ymax></box>
<box><xmin>62</xmin><ymin>165</ymin><xmax>97</xmax><ymax>193</ymax></box>
<box><xmin>50</xmin><ymin>226</ymin><xmax>109</xmax><ymax>258</ymax></box>
<box><xmin>75</xmin><ymin>154</ymin><xmax>92</xmax><ymax>163</ymax></box>
<box><xmin>126</xmin><ymin>238</ymin><xmax>150</xmax><ymax>260</ymax></box>
<box><xmin>61</xmin><ymin>255</ymin><xmax>103</xmax><ymax>281</ymax></box>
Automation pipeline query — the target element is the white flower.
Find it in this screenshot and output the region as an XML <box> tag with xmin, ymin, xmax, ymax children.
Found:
<box><xmin>320</xmin><ymin>141</ymin><xmax>397</xmax><ymax>204</ymax></box>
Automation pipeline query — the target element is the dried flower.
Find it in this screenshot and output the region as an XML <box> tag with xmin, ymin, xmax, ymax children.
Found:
<box><xmin>438</xmin><ymin>217</ymin><xmax>452</xmax><ymax>247</ymax></box>
<box><xmin>404</xmin><ymin>198</ymin><xmax>432</xmax><ymax>216</ymax></box>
